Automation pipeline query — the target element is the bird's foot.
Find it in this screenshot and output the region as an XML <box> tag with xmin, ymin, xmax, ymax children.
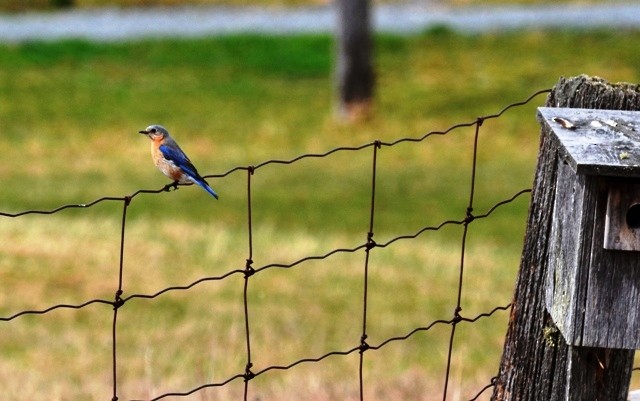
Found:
<box><xmin>164</xmin><ymin>181</ymin><xmax>180</xmax><ymax>192</ymax></box>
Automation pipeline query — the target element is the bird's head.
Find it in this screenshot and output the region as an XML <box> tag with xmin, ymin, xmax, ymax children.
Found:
<box><xmin>139</xmin><ymin>124</ymin><xmax>169</xmax><ymax>140</ymax></box>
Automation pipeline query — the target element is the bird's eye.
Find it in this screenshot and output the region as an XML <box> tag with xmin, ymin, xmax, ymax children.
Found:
<box><xmin>150</xmin><ymin>128</ymin><xmax>157</xmax><ymax>133</ymax></box>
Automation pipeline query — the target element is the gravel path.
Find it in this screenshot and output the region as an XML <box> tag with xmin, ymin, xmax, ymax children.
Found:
<box><xmin>0</xmin><ymin>2</ymin><xmax>639</xmax><ymax>42</ymax></box>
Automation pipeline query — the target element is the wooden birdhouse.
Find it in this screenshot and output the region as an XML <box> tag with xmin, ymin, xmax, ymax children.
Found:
<box><xmin>541</xmin><ymin>107</ymin><xmax>640</xmax><ymax>350</ymax></box>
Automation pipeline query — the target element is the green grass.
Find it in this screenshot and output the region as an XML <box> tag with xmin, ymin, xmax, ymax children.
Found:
<box><xmin>1</xmin><ymin>30</ymin><xmax>640</xmax><ymax>400</ymax></box>
<box><xmin>1</xmin><ymin>0</ymin><xmax>387</xmax><ymax>12</ymax></box>
<box><xmin>0</xmin><ymin>0</ymin><xmax>607</xmax><ymax>12</ymax></box>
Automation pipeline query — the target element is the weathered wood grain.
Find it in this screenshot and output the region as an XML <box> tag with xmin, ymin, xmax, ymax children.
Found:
<box><xmin>539</xmin><ymin>107</ymin><xmax>640</xmax><ymax>349</ymax></box>
<box><xmin>538</xmin><ymin>107</ymin><xmax>640</xmax><ymax>177</ymax></box>
<box><xmin>604</xmin><ymin>182</ymin><xmax>640</xmax><ymax>251</ymax></box>
<box><xmin>492</xmin><ymin>75</ymin><xmax>639</xmax><ymax>401</ymax></box>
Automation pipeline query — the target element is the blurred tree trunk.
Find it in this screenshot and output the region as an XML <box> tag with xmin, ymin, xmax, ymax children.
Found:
<box><xmin>336</xmin><ymin>0</ymin><xmax>375</xmax><ymax>121</ymax></box>
<box><xmin>52</xmin><ymin>0</ymin><xmax>73</xmax><ymax>7</ymax></box>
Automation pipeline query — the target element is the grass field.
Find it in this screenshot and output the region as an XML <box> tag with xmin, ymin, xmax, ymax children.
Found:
<box><xmin>1</xmin><ymin>29</ymin><xmax>639</xmax><ymax>400</ymax></box>
<box><xmin>0</xmin><ymin>0</ymin><xmax>606</xmax><ymax>12</ymax></box>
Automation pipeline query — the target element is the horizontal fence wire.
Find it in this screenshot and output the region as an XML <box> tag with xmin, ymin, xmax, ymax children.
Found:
<box><xmin>5</xmin><ymin>88</ymin><xmax>628</xmax><ymax>401</ymax></box>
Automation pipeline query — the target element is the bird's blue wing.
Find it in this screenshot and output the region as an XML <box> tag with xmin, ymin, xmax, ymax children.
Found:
<box><xmin>159</xmin><ymin>143</ymin><xmax>219</xmax><ymax>199</ymax></box>
<box><xmin>159</xmin><ymin>144</ymin><xmax>200</xmax><ymax>178</ymax></box>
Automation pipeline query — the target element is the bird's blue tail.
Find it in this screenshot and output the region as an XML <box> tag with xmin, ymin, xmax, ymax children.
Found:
<box><xmin>194</xmin><ymin>178</ymin><xmax>219</xmax><ymax>200</ymax></box>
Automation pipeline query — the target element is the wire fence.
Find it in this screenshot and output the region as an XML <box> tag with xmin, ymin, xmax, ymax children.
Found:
<box><xmin>3</xmin><ymin>88</ymin><xmax>632</xmax><ymax>400</ymax></box>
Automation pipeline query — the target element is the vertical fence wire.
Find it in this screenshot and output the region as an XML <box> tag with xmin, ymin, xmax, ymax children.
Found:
<box><xmin>112</xmin><ymin>195</ymin><xmax>131</xmax><ymax>401</ymax></box>
<box><xmin>244</xmin><ymin>166</ymin><xmax>256</xmax><ymax>400</ymax></box>
<box><xmin>0</xmin><ymin>89</ymin><xmax>592</xmax><ymax>401</ymax></box>
<box><xmin>442</xmin><ymin>117</ymin><xmax>484</xmax><ymax>401</ymax></box>
<box><xmin>359</xmin><ymin>140</ymin><xmax>381</xmax><ymax>400</ymax></box>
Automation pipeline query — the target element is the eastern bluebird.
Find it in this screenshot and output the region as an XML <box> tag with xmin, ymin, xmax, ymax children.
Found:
<box><xmin>138</xmin><ymin>124</ymin><xmax>219</xmax><ymax>199</ymax></box>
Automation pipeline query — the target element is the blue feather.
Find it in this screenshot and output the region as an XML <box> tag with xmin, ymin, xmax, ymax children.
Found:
<box><xmin>159</xmin><ymin>143</ymin><xmax>219</xmax><ymax>199</ymax></box>
<box><xmin>193</xmin><ymin>179</ymin><xmax>219</xmax><ymax>199</ymax></box>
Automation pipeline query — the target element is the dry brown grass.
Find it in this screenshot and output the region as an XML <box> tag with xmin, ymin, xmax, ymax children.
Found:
<box><xmin>0</xmin><ymin>214</ymin><xmax>518</xmax><ymax>400</ymax></box>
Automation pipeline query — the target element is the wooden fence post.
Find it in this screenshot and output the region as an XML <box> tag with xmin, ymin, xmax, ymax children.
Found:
<box><xmin>492</xmin><ymin>75</ymin><xmax>640</xmax><ymax>401</ymax></box>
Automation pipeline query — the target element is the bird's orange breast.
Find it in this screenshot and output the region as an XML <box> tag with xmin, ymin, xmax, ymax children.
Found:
<box><xmin>151</xmin><ymin>137</ymin><xmax>187</xmax><ymax>182</ymax></box>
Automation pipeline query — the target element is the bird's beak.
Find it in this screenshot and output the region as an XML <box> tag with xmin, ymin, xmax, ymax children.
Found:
<box><xmin>138</xmin><ymin>130</ymin><xmax>148</xmax><ymax>135</ymax></box>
